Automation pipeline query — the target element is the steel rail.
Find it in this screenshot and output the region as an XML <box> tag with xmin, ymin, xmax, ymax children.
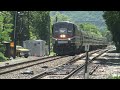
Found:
<box><xmin>30</xmin><ymin>49</ymin><xmax>105</xmax><ymax>79</ymax></box>
<box><xmin>0</xmin><ymin>56</ymin><xmax>67</xmax><ymax>75</ymax></box>
<box><xmin>63</xmin><ymin>49</ymin><xmax>108</xmax><ymax>79</ymax></box>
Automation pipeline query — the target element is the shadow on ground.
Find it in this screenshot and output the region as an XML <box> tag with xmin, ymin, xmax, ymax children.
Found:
<box><xmin>96</xmin><ymin>50</ymin><xmax>120</xmax><ymax>66</ymax></box>
<box><xmin>109</xmin><ymin>50</ymin><xmax>119</xmax><ymax>53</ymax></box>
<box><xmin>98</xmin><ymin>59</ymin><xmax>120</xmax><ymax>66</ymax></box>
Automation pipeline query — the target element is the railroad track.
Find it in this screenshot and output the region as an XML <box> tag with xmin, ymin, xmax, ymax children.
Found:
<box><xmin>0</xmin><ymin>56</ymin><xmax>57</xmax><ymax>69</ymax></box>
<box><xmin>0</xmin><ymin>49</ymin><xmax>107</xmax><ymax>79</ymax></box>
<box><xmin>0</xmin><ymin>55</ymin><xmax>78</xmax><ymax>79</ymax></box>
<box><xmin>0</xmin><ymin>55</ymin><xmax>68</xmax><ymax>75</ymax></box>
<box><xmin>30</xmin><ymin>49</ymin><xmax>108</xmax><ymax>79</ymax></box>
<box><xmin>89</xmin><ymin>65</ymin><xmax>99</xmax><ymax>75</ymax></box>
<box><xmin>63</xmin><ymin>49</ymin><xmax>108</xmax><ymax>79</ymax></box>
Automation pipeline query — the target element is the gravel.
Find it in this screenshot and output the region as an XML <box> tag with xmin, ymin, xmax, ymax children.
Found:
<box><xmin>89</xmin><ymin>62</ymin><xmax>120</xmax><ymax>79</ymax></box>
<box><xmin>0</xmin><ymin>56</ymin><xmax>61</xmax><ymax>74</ymax></box>
<box><xmin>1</xmin><ymin>48</ymin><xmax>118</xmax><ymax>79</ymax></box>
<box><xmin>0</xmin><ymin>56</ymin><xmax>73</xmax><ymax>79</ymax></box>
<box><xmin>69</xmin><ymin>51</ymin><xmax>120</xmax><ymax>79</ymax></box>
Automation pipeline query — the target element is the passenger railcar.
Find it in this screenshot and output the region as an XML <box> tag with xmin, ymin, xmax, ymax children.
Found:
<box><xmin>52</xmin><ymin>21</ymin><xmax>107</xmax><ymax>55</ymax></box>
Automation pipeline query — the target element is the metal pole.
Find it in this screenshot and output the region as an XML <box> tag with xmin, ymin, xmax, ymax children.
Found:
<box><xmin>56</xmin><ymin>16</ymin><xmax>57</xmax><ymax>22</ymax></box>
<box><xmin>84</xmin><ymin>51</ymin><xmax>88</xmax><ymax>79</ymax></box>
<box><xmin>85</xmin><ymin>51</ymin><xmax>88</xmax><ymax>73</ymax></box>
<box><xmin>21</xmin><ymin>13</ymin><xmax>24</xmax><ymax>46</ymax></box>
<box><xmin>48</xmin><ymin>15</ymin><xmax>50</xmax><ymax>55</ymax></box>
<box><xmin>28</xmin><ymin>11</ymin><xmax>29</xmax><ymax>36</ymax></box>
<box><xmin>13</xmin><ymin>11</ymin><xmax>17</xmax><ymax>59</ymax></box>
<box><xmin>84</xmin><ymin>45</ymin><xmax>89</xmax><ymax>79</ymax></box>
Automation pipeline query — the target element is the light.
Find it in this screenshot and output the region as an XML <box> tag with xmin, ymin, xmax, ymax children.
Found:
<box><xmin>10</xmin><ymin>42</ymin><xmax>14</xmax><ymax>47</ymax></box>
<box><xmin>18</xmin><ymin>12</ymin><xmax>24</xmax><ymax>16</ymax></box>
<box><xmin>60</xmin><ymin>34</ymin><xmax>66</xmax><ymax>38</ymax></box>
<box><xmin>68</xmin><ymin>38</ymin><xmax>71</xmax><ymax>40</ymax></box>
<box><xmin>18</xmin><ymin>12</ymin><xmax>20</xmax><ymax>14</ymax></box>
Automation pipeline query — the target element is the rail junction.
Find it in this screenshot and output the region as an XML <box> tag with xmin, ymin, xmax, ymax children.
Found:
<box><xmin>0</xmin><ymin>46</ymin><xmax>112</xmax><ymax>79</ymax></box>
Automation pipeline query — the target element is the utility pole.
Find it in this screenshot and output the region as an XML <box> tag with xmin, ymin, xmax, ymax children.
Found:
<box><xmin>28</xmin><ymin>11</ymin><xmax>30</xmax><ymax>38</ymax></box>
<box><xmin>48</xmin><ymin>14</ymin><xmax>50</xmax><ymax>55</ymax></box>
<box><xmin>13</xmin><ymin>11</ymin><xmax>17</xmax><ymax>59</ymax></box>
<box><xmin>56</xmin><ymin>16</ymin><xmax>58</xmax><ymax>22</ymax></box>
<box><xmin>84</xmin><ymin>45</ymin><xmax>89</xmax><ymax>79</ymax></box>
<box><xmin>18</xmin><ymin>11</ymin><xmax>24</xmax><ymax>46</ymax></box>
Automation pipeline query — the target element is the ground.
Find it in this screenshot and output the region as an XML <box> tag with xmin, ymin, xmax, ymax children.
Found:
<box><xmin>89</xmin><ymin>46</ymin><xmax>120</xmax><ymax>79</ymax></box>
<box><xmin>0</xmin><ymin>45</ymin><xmax>120</xmax><ymax>79</ymax></box>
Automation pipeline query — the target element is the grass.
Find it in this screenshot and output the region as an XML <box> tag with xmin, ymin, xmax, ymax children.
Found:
<box><xmin>49</xmin><ymin>51</ymin><xmax>56</xmax><ymax>56</ymax></box>
<box><xmin>0</xmin><ymin>52</ymin><xmax>8</xmax><ymax>62</ymax></box>
<box><xmin>108</xmin><ymin>74</ymin><xmax>120</xmax><ymax>79</ymax></box>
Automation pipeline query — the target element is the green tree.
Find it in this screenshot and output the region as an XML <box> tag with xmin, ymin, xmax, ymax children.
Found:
<box><xmin>10</xmin><ymin>11</ymin><xmax>51</xmax><ymax>45</ymax></box>
<box><xmin>0</xmin><ymin>11</ymin><xmax>51</xmax><ymax>60</ymax></box>
<box><xmin>17</xmin><ymin>11</ymin><xmax>30</xmax><ymax>46</ymax></box>
<box><xmin>10</xmin><ymin>11</ymin><xmax>30</xmax><ymax>46</ymax></box>
<box><xmin>0</xmin><ymin>11</ymin><xmax>13</xmax><ymax>43</ymax></box>
<box><xmin>103</xmin><ymin>11</ymin><xmax>120</xmax><ymax>51</ymax></box>
<box><xmin>30</xmin><ymin>11</ymin><xmax>50</xmax><ymax>44</ymax></box>
<box><xmin>78</xmin><ymin>23</ymin><xmax>103</xmax><ymax>37</ymax></box>
<box><xmin>51</xmin><ymin>11</ymin><xmax>73</xmax><ymax>24</ymax></box>
<box><xmin>0</xmin><ymin>11</ymin><xmax>13</xmax><ymax>61</ymax></box>
<box><xmin>101</xmin><ymin>28</ymin><xmax>112</xmax><ymax>42</ymax></box>
<box><xmin>50</xmin><ymin>11</ymin><xmax>106</xmax><ymax>30</ymax></box>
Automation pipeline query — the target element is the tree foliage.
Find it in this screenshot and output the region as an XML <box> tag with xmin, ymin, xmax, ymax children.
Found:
<box><xmin>0</xmin><ymin>11</ymin><xmax>13</xmax><ymax>43</ymax></box>
<box><xmin>30</xmin><ymin>11</ymin><xmax>50</xmax><ymax>44</ymax></box>
<box><xmin>10</xmin><ymin>11</ymin><xmax>30</xmax><ymax>46</ymax></box>
<box><xmin>100</xmin><ymin>28</ymin><xmax>112</xmax><ymax>42</ymax></box>
<box><xmin>0</xmin><ymin>11</ymin><xmax>13</xmax><ymax>60</ymax></box>
<box><xmin>78</xmin><ymin>23</ymin><xmax>103</xmax><ymax>37</ymax></box>
<box><xmin>0</xmin><ymin>11</ymin><xmax>51</xmax><ymax>60</ymax></box>
<box><xmin>51</xmin><ymin>11</ymin><xmax>73</xmax><ymax>24</ymax></box>
<box><xmin>50</xmin><ymin>11</ymin><xmax>106</xmax><ymax>30</ymax></box>
<box><xmin>10</xmin><ymin>11</ymin><xmax>50</xmax><ymax>46</ymax></box>
<box><xmin>103</xmin><ymin>11</ymin><xmax>120</xmax><ymax>51</ymax></box>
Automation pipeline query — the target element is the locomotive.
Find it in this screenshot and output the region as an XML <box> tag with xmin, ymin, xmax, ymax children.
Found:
<box><xmin>52</xmin><ymin>21</ymin><xmax>108</xmax><ymax>55</ymax></box>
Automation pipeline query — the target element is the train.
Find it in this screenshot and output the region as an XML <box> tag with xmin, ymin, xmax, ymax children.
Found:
<box><xmin>52</xmin><ymin>21</ymin><xmax>108</xmax><ymax>55</ymax></box>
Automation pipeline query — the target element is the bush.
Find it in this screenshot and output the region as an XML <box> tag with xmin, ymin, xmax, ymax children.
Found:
<box><xmin>0</xmin><ymin>44</ymin><xmax>5</xmax><ymax>53</ymax></box>
<box><xmin>0</xmin><ymin>52</ymin><xmax>7</xmax><ymax>62</ymax></box>
<box><xmin>0</xmin><ymin>43</ymin><xmax>7</xmax><ymax>62</ymax></box>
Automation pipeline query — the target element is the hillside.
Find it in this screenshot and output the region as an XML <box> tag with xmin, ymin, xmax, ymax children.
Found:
<box><xmin>50</xmin><ymin>11</ymin><xmax>107</xmax><ymax>30</ymax></box>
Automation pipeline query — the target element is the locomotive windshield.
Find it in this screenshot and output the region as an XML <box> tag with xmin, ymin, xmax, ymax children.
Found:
<box><xmin>52</xmin><ymin>22</ymin><xmax>74</xmax><ymax>36</ymax></box>
<box><xmin>59</xmin><ymin>28</ymin><xmax>67</xmax><ymax>34</ymax></box>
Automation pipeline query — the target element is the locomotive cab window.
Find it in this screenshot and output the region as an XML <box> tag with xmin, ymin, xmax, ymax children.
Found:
<box><xmin>52</xmin><ymin>24</ymin><xmax>59</xmax><ymax>36</ymax></box>
<box><xmin>59</xmin><ymin>28</ymin><xmax>67</xmax><ymax>34</ymax></box>
<box><xmin>67</xmin><ymin>23</ymin><xmax>74</xmax><ymax>35</ymax></box>
<box><xmin>52</xmin><ymin>22</ymin><xmax>74</xmax><ymax>36</ymax></box>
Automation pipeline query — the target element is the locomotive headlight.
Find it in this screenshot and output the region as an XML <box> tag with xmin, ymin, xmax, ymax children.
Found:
<box><xmin>68</xmin><ymin>38</ymin><xmax>71</xmax><ymax>40</ymax></box>
<box><xmin>60</xmin><ymin>35</ymin><xmax>62</xmax><ymax>38</ymax></box>
<box><xmin>60</xmin><ymin>34</ymin><xmax>66</xmax><ymax>38</ymax></box>
<box><xmin>62</xmin><ymin>35</ymin><xmax>66</xmax><ymax>38</ymax></box>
